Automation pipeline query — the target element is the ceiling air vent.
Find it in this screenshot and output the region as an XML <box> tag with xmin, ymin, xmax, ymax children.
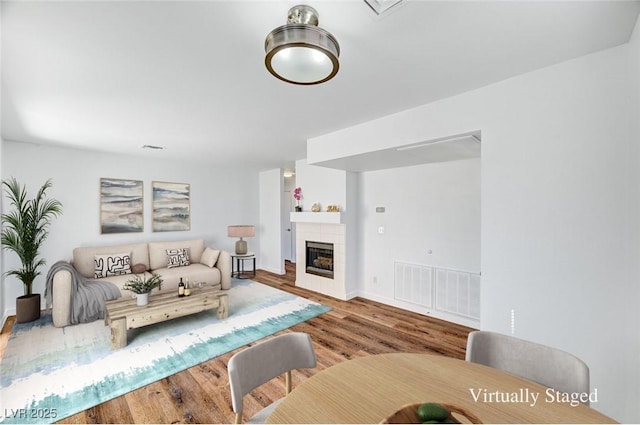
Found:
<box><xmin>364</xmin><ymin>0</ymin><xmax>404</xmax><ymax>15</ymax></box>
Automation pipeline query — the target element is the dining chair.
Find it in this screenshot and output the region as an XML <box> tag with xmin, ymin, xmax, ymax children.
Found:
<box><xmin>227</xmin><ymin>332</ymin><xmax>317</xmax><ymax>423</ymax></box>
<box><xmin>465</xmin><ymin>331</ymin><xmax>590</xmax><ymax>403</ymax></box>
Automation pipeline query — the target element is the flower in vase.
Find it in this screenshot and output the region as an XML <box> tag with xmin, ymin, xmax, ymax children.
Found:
<box><xmin>293</xmin><ymin>187</ymin><xmax>303</xmax><ymax>211</ymax></box>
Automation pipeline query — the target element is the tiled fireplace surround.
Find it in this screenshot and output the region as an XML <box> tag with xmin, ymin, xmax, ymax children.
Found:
<box><xmin>294</xmin><ymin>219</ymin><xmax>349</xmax><ymax>300</ymax></box>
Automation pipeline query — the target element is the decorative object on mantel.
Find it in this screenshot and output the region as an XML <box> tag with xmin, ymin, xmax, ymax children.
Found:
<box><xmin>122</xmin><ymin>273</ymin><xmax>163</xmax><ymax>306</ymax></box>
<box><xmin>293</xmin><ymin>187</ymin><xmax>303</xmax><ymax>212</ymax></box>
<box><xmin>326</xmin><ymin>205</ymin><xmax>340</xmax><ymax>212</ymax></box>
<box><xmin>1</xmin><ymin>177</ymin><xmax>63</xmax><ymax>323</ymax></box>
<box><xmin>228</xmin><ymin>225</ymin><xmax>255</xmax><ymax>255</ymax></box>
<box><xmin>152</xmin><ymin>181</ymin><xmax>191</xmax><ymax>232</ymax></box>
<box><xmin>311</xmin><ymin>203</ymin><xmax>321</xmax><ymax>212</ymax></box>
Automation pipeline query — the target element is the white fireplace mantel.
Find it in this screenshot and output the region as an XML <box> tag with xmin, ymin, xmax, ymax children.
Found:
<box><xmin>290</xmin><ymin>212</ymin><xmax>343</xmax><ymax>224</ymax></box>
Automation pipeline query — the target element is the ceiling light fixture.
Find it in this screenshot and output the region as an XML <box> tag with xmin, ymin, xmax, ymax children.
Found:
<box><xmin>265</xmin><ymin>5</ymin><xmax>340</xmax><ymax>85</ymax></box>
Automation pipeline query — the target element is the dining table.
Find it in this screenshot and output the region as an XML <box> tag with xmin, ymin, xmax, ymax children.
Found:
<box><xmin>265</xmin><ymin>352</ymin><xmax>616</xmax><ymax>424</ymax></box>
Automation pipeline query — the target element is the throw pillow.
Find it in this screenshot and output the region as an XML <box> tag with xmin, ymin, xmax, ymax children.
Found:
<box><xmin>94</xmin><ymin>252</ymin><xmax>132</xmax><ymax>278</ymax></box>
<box><xmin>131</xmin><ymin>263</ymin><xmax>147</xmax><ymax>274</ymax></box>
<box><xmin>200</xmin><ymin>247</ymin><xmax>221</xmax><ymax>268</ymax></box>
<box><xmin>166</xmin><ymin>248</ymin><xmax>190</xmax><ymax>268</ymax></box>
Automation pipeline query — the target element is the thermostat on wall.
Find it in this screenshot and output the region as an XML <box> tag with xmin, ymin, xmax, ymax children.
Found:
<box><xmin>376</xmin><ymin>207</ymin><xmax>385</xmax><ymax>213</ymax></box>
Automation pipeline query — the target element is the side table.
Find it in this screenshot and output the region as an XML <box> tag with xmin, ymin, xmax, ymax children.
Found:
<box><xmin>231</xmin><ymin>252</ymin><xmax>256</xmax><ymax>279</ymax></box>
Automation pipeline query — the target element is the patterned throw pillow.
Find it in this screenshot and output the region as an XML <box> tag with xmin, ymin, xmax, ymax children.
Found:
<box><xmin>166</xmin><ymin>248</ymin><xmax>190</xmax><ymax>268</ymax></box>
<box><xmin>94</xmin><ymin>252</ymin><xmax>132</xmax><ymax>278</ymax></box>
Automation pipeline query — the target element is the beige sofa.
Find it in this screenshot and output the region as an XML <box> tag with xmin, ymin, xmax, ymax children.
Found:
<box><xmin>50</xmin><ymin>239</ymin><xmax>231</xmax><ymax>327</ymax></box>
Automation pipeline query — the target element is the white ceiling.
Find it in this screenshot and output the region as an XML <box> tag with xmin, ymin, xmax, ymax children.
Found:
<box><xmin>2</xmin><ymin>1</ymin><xmax>639</xmax><ymax>171</ymax></box>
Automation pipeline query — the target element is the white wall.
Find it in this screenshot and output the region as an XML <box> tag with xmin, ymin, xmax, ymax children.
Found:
<box><xmin>0</xmin><ymin>141</ymin><xmax>260</xmax><ymax>317</ymax></box>
<box><xmin>307</xmin><ymin>37</ymin><xmax>640</xmax><ymax>422</ymax></box>
<box><xmin>629</xmin><ymin>8</ymin><xmax>640</xmax><ymax>322</ymax></box>
<box><xmin>258</xmin><ymin>168</ymin><xmax>284</xmax><ymax>274</ymax></box>
<box><xmin>0</xmin><ymin>139</ymin><xmax>3</xmax><ymax>327</ymax></box>
<box><xmin>357</xmin><ymin>158</ymin><xmax>481</xmax><ymax>323</ymax></box>
<box><xmin>480</xmin><ymin>37</ymin><xmax>638</xmax><ymax>424</ymax></box>
<box><xmin>0</xmin><ymin>141</ymin><xmax>3</xmax><ymax>327</ymax></box>
<box><xmin>0</xmin><ymin>4</ymin><xmax>4</xmax><ymax>327</ymax></box>
<box><xmin>295</xmin><ymin>158</ymin><xmax>348</xmax><ymax>212</ymax></box>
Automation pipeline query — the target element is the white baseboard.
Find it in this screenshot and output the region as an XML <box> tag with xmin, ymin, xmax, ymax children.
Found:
<box><xmin>356</xmin><ymin>289</ymin><xmax>480</xmax><ymax>329</ymax></box>
<box><xmin>345</xmin><ymin>289</ymin><xmax>358</xmax><ymax>300</ymax></box>
<box><xmin>2</xmin><ymin>306</ymin><xmax>16</xmax><ymax>331</ymax></box>
<box><xmin>1</xmin><ymin>312</ymin><xmax>9</xmax><ymax>331</ymax></box>
<box><xmin>257</xmin><ymin>266</ymin><xmax>285</xmax><ymax>275</ymax></box>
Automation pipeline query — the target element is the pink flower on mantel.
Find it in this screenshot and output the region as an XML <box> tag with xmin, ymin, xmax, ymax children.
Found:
<box><xmin>293</xmin><ymin>187</ymin><xmax>302</xmax><ymax>201</ymax></box>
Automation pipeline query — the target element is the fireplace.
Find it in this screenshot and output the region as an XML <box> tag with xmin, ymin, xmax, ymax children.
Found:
<box><xmin>305</xmin><ymin>241</ymin><xmax>334</xmax><ymax>279</ymax></box>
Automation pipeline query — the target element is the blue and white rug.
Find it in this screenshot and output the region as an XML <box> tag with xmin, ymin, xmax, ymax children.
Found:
<box><xmin>0</xmin><ymin>280</ymin><xmax>331</xmax><ymax>424</ymax></box>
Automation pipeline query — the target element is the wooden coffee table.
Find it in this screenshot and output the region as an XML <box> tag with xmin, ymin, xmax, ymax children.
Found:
<box><xmin>104</xmin><ymin>284</ymin><xmax>229</xmax><ymax>349</ymax></box>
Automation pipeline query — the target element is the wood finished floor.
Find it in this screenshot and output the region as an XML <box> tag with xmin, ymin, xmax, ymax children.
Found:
<box><xmin>0</xmin><ymin>262</ymin><xmax>476</xmax><ymax>424</ymax></box>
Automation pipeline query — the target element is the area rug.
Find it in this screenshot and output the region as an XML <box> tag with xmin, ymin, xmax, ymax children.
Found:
<box><xmin>0</xmin><ymin>280</ymin><xmax>331</xmax><ymax>424</ymax></box>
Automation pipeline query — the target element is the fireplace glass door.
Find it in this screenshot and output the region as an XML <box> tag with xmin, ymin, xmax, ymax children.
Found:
<box><xmin>305</xmin><ymin>241</ymin><xmax>334</xmax><ymax>279</ymax></box>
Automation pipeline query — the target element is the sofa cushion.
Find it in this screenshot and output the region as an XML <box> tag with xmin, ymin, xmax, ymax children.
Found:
<box><xmin>200</xmin><ymin>247</ymin><xmax>220</xmax><ymax>268</ymax></box>
<box><xmin>94</xmin><ymin>252</ymin><xmax>131</xmax><ymax>278</ymax></box>
<box><xmin>166</xmin><ymin>248</ymin><xmax>190</xmax><ymax>268</ymax></box>
<box><xmin>149</xmin><ymin>239</ymin><xmax>205</xmax><ymax>270</ymax></box>
<box><xmin>74</xmin><ymin>243</ymin><xmax>149</xmax><ymax>279</ymax></box>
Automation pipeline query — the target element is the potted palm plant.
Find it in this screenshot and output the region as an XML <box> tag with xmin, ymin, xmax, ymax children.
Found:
<box><xmin>1</xmin><ymin>178</ymin><xmax>63</xmax><ymax>323</ymax></box>
<box><xmin>123</xmin><ymin>273</ymin><xmax>163</xmax><ymax>306</ymax></box>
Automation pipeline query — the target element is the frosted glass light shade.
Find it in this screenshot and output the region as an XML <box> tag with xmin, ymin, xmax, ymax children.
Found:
<box><xmin>270</xmin><ymin>46</ymin><xmax>335</xmax><ymax>84</ymax></box>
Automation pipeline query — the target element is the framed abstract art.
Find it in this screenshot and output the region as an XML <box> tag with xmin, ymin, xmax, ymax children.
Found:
<box><xmin>152</xmin><ymin>181</ymin><xmax>191</xmax><ymax>232</ymax></box>
<box><xmin>100</xmin><ymin>178</ymin><xmax>144</xmax><ymax>234</ymax></box>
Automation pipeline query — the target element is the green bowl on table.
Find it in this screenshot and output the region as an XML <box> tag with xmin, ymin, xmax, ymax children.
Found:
<box><xmin>380</xmin><ymin>402</ymin><xmax>482</xmax><ymax>424</ymax></box>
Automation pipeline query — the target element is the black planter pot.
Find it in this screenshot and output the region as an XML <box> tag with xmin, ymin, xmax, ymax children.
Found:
<box><xmin>16</xmin><ymin>293</ymin><xmax>41</xmax><ymax>323</ymax></box>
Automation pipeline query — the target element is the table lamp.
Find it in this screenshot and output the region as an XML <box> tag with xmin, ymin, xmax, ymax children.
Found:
<box><xmin>227</xmin><ymin>225</ymin><xmax>255</xmax><ymax>255</ymax></box>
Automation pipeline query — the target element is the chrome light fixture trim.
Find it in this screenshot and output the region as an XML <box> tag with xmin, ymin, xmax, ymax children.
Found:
<box><xmin>265</xmin><ymin>5</ymin><xmax>340</xmax><ymax>85</ymax></box>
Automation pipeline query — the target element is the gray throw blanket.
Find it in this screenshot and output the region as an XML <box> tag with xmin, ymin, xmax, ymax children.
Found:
<box><xmin>45</xmin><ymin>261</ymin><xmax>121</xmax><ymax>325</ymax></box>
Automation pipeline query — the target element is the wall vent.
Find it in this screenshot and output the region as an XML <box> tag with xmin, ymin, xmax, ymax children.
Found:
<box><xmin>394</xmin><ymin>262</ymin><xmax>434</xmax><ymax>308</ymax></box>
<box><xmin>435</xmin><ymin>268</ymin><xmax>481</xmax><ymax>319</ymax></box>
<box><xmin>394</xmin><ymin>262</ymin><xmax>480</xmax><ymax>321</ymax></box>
